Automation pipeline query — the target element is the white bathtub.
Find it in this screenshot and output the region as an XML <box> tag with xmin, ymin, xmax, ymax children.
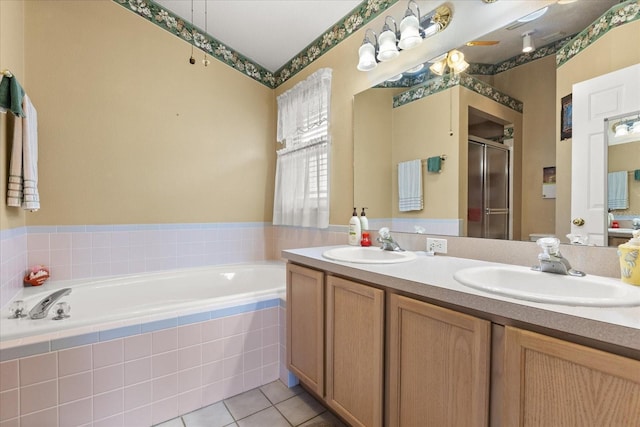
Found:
<box><xmin>1</xmin><ymin>262</ymin><xmax>286</xmax><ymax>346</ymax></box>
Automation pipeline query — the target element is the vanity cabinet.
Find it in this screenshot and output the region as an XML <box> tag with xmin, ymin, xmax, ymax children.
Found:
<box><xmin>326</xmin><ymin>275</ymin><xmax>384</xmax><ymax>427</ymax></box>
<box><xmin>286</xmin><ymin>264</ymin><xmax>384</xmax><ymax>427</ymax></box>
<box><xmin>286</xmin><ymin>264</ymin><xmax>325</xmax><ymax>396</ymax></box>
<box><xmin>503</xmin><ymin>326</ymin><xmax>640</xmax><ymax>426</ymax></box>
<box><xmin>388</xmin><ymin>294</ymin><xmax>491</xmax><ymax>427</ymax></box>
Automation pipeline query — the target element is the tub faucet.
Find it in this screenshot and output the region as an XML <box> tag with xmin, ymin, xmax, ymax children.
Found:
<box><xmin>377</xmin><ymin>227</ymin><xmax>404</xmax><ymax>252</ymax></box>
<box><xmin>29</xmin><ymin>288</ymin><xmax>72</xmax><ymax>319</ymax></box>
<box><xmin>531</xmin><ymin>238</ymin><xmax>585</xmax><ymax>277</ymax></box>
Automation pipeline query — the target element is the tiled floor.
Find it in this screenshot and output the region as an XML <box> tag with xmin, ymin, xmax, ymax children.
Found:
<box><xmin>156</xmin><ymin>380</ymin><xmax>347</xmax><ymax>427</ymax></box>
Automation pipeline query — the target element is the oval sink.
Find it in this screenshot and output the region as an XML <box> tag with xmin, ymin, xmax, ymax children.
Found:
<box><xmin>453</xmin><ymin>265</ymin><xmax>640</xmax><ymax>307</ymax></box>
<box><xmin>323</xmin><ymin>246</ymin><xmax>417</xmax><ymax>264</ymax></box>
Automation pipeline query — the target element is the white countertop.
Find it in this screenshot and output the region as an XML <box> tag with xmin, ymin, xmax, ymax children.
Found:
<box><xmin>283</xmin><ymin>246</ymin><xmax>640</xmax><ymax>357</ymax></box>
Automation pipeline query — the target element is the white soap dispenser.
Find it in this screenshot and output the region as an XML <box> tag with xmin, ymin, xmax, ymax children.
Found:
<box><xmin>360</xmin><ymin>207</ymin><xmax>369</xmax><ymax>231</ymax></box>
<box><xmin>348</xmin><ymin>208</ymin><xmax>362</xmax><ymax>246</ymax></box>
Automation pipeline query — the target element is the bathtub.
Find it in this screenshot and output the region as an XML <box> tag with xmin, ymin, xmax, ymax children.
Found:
<box><xmin>1</xmin><ymin>262</ymin><xmax>286</xmax><ymax>346</ymax></box>
<box><xmin>0</xmin><ymin>262</ymin><xmax>295</xmax><ymax>426</ymax></box>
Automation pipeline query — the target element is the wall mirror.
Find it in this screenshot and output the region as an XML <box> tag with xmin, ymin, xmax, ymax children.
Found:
<box><xmin>353</xmin><ymin>0</ymin><xmax>639</xmax><ymax>246</ymax></box>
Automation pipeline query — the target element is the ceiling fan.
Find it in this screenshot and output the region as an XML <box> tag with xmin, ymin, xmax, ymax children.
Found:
<box><xmin>465</xmin><ymin>40</ymin><xmax>500</xmax><ymax>46</ymax></box>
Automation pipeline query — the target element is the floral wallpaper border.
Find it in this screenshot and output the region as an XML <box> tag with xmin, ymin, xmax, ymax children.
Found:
<box><xmin>114</xmin><ymin>0</ymin><xmax>397</xmax><ymax>88</ymax></box>
<box><xmin>556</xmin><ymin>0</ymin><xmax>640</xmax><ymax>67</ymax></box>
<box><xmin>393</xmin><ymin>73</ymin><xmax>524</xmax><ymax>113</ymax></box>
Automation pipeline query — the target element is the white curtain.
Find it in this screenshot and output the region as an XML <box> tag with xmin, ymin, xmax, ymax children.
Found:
<box><xmin>273</xmin><ymin>68</ymin><xmax>332</xmax><ymax>228</ymax></box>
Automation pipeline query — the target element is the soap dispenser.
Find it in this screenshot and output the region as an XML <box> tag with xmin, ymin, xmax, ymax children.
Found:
<box><xmin>348</xmin><ymin>208</ymin><xmax>362</xmax><ymax>246</ymax></box>
<box><xmin>618</xmin><ymin>230</ymin><xmax>640</xmax><ymax>286</ymax></box>
<box><xmin>360</xmin><ymin>207</ymin><xmax>369</xmax><ymax>231</ymax></box>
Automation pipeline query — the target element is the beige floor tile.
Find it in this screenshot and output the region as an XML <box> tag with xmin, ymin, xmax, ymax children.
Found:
<box><xmin>224</xmin><ymin>389</ymin><xmax>271</xmax><ymax>420</ymax></box>
<box><xmin>237</xmin><ymin>407</ymin><xmax>290</xmax><ymax>427</ymax></box>
<box><xmin>183</xmin><ymin>401</ymin><xmax>234</xmax><ymax>427</ymax></box>
<box><xmin>299</xmin><ymin>410</ymin><xmax>348</xmax><ymax>427</ymax></box>
<box><xmin>276</xmin><ymin>392</ymin><xmax>326</xmax><ymax>426</ymax></box>
<box><xmin>260</xmin><ymin>380</ymin><xmax>303</xmax><ymax>404</ymax></box>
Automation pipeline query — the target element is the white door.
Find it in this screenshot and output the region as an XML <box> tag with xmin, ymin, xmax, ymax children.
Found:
<box><xmin>571</xmin><ymin>64</ymin><xmax>640</xmax><ymax>246</ymax></box>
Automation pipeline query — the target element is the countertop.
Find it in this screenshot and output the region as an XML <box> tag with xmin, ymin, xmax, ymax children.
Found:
<box><xmin>283</xmin><ymin>246</ymin><xmax>640</xmax><ymax>359</ymax></box>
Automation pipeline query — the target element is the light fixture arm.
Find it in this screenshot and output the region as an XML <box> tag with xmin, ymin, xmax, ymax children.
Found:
<box><xmin>405</xmin><ymin>0</ymin><xmax>422</xmax><ymax>35</ymax></box>
<box><xmin>382</xmin><ymin>16</ymin><xmax>399</xmax><ymax>38</ymax></box>
<box><xmin>363</xmin><ymin>28</ymin><xmax>379</xmax><ymax>49</ymax></box>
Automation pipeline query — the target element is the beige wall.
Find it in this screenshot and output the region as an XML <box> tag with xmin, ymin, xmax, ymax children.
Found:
<box><xmin>0</xmin><ymin>1</ymin><xmax>26</xmax><ymax>230</ymax></box>
<box><xmin>11</xmin><ymin>1</ymin><xmax>275</xmax><ymax>226</ymax></box>
<box><xmin>392</xmin><ymin>88</ymin><xmax>460</xmax><ymax>220</ymax></box>
<box><xmin>491</xmin><ymin>55</ymin><xmax>556</xmax><ymax>238</ymax></box>
<box><xmin>609</xmin><ymin>141</ymin><xmax>640</xmax><ymax>215</ymax></box>
<box><xmin>556</xmin><ymin>20</ymin><xmax>640</xmax><ymax>240</ymax></box>
<box><xmin>353</xmin><ymin>88</ymin><xmax>396</xmax><ymax>219</ymax></box>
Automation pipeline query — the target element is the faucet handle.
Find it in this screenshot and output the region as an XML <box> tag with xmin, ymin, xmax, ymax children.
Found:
<box><xmin>8</xmin><ymin>300</ymin><xmax>26</xmax><ymax>319</ymax></box>
<box><xmin>536</xmin><ymin>237</ymin><xmax>560</xmax><ymax>258</ymax></box>
<box><xmin>378</xmin><ymin>227</ymin><xmax>391</xmax><ymax>239</ymax></box>
<box><xmin>52</xmin><ymin>302</ymin><xmax>70</xmax><ymax>320</ymax></box>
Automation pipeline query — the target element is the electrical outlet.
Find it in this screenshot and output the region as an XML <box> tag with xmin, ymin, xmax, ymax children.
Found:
<box><xmin>426</xmin><ymin>238</ymin><xmax>447</xmax><ymax>254</ymax></box>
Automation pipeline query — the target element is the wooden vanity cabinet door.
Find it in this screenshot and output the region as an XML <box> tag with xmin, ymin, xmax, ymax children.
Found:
<box><xmin>388</xmin><ymin>294</ymin><xmax>491</xmax><ymax>427</ymax></box>
<box><xmin>326</xmin><ymin>275</ymin><xmax>384</xmax><ymax>427</ymax></box>
<box><xmin>286</xmin><ymin>264</ymin><xmax>325</xmax><ymax>397</ymax></box>
<box><xmin>503</xmin><ymin>326</ymin><xmax>640</xmax><ymax>427</ymax></box>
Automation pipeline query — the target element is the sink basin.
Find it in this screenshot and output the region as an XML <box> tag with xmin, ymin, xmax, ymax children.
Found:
<box><xmin>453</xmin><ymin>265</ymin><xmax>640</xmax><ymax>307</ymax></box>
<box><xmin>322</xmin><ymin>246</ymin><xmax>417</xmax><ymax>264</ymax></box>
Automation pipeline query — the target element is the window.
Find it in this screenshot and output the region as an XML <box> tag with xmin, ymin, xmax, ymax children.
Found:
<box><xmin>273</xmin><ymin>68</ymin><xmax>332</xmax><ymax>228</ymax></box>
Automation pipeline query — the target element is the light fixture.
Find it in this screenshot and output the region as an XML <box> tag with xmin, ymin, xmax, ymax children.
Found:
<box><xmin>615</xmin><ymin>123</ymin><xmax>629</xmax><ymax>137</ymax></box>
<box><xmin>356</xmin><ymin>3</ymin><xmax>451</xmax><ymax>72</ymax></box>
<box><xmin>405</xmin><ymin>63</ymin><xmax>424</xmax><ymax>74</ymax></box>
<box><xmin>612</xmin><ymin>114</ymin><xmax>640</xmax><ymax>137</ymax></box>
<box><xmin>377</xmin><ymin>16</ymin><xmax>399</xmax><ymax>62</ymax></box>
<box><xmin>429</xmin><ymin>50</ymin><xmax>469</xmax><ymax>76</ymax></box>
<box><xmin>522</xmin><ymin>31</ymin><xmax>535</xmax><ymax>53</ymax></box>
<box><xmin>517</xmin><ymin>6</ymin><xmax>548</xmax><ymax>23</ymax></box>
<box><xmin>398</xmin><ymin>0</ymin><xmax>422</xmax><ymax>50</ymax></box>
<box><xmin>387</xmin><ymin>74</ymin><xmax>403</xmax><ymax>82</ymax></box>
<box><xmin>357</xmin><ymin>29</ymin><xmax>378</xmax><ymax>71</ymax></box>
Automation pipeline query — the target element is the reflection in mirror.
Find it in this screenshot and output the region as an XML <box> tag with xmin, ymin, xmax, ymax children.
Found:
<box><xmin>353</xmin><ymin>0</ymin><xmax>637</xmax><ymax>246</ymax></box>
<box><xmin>605</xmin><ymin>111</ymin><xmax>640</xmax><ymax>248</ymax></box>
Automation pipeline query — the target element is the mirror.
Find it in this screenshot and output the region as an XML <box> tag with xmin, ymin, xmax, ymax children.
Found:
<box><xmin>353</xmin><ymin>0</ymin><xmax>638</xmax><ymax>245</ymax></box>
<box><xmin>605</xmin><ymin>111</ymin><xmax>640</xmax><ymax>247</ymax></box>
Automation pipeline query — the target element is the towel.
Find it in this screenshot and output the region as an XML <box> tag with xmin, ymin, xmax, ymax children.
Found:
<box><xmin>0</xmin><ymin>74</ymin><xmax>25</xmax><ymax>117</ymax></box>
<box><xmin>7</xmin><ymin>94</ymin><xmax>39</xmax><ymax>211</ymax></box>
<box><xmin>607</xmin><ymin>171</ymin><xmax>628</xmax><ymax>210</ymax></box>
<box><xmin>427</xmin><ymin>156</ymin><xmax>441</xmax><ymax>173</ymax></box>
<box><xmin>635</xmin><ymin>170</ymin><xmax>640</xmax><ymax>181</ymax></box>
<box><xmin>398</xmin><ymin>159</ymin><xmax>423</xmax><ymax>212</ymax></box>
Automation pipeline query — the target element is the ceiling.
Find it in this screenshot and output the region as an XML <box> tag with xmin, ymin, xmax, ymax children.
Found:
<box><xmin>154</xmin><ymin>0</ymin><xmax>620</xmax><ymax>74</ymax></box>
<box><xmin>155</xmin><ymin>0</ymin><xmax>361</xmax><ymax>72</ymax></box>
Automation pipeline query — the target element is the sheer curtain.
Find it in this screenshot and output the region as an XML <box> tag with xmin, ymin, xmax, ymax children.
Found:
<box><xmin>273</xmin><ymin>68</ymin><xmax>332</xmax><ymax>228</ymax></box>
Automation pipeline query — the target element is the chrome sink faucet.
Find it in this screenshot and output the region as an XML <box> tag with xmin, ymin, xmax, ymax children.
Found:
<box><xmin>29</xmin><ymin>288</ymin><xmax>72</xmax><ymax>319</ymax></box>
<box><xmin>377</xmin><ymin>227</ymin><xmax>404</xmax><ymax>252</ymax></box>
<box><xmin>531</xmin><ymin>238</ymin><xmax>585</xmax><ymax>277</ymax></box>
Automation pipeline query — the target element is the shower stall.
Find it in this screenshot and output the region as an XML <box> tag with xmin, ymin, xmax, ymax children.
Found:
<box><xmin>467</xmin><ymin>136</ymin><xmax>511</xmax><ymax>240</ymax></box>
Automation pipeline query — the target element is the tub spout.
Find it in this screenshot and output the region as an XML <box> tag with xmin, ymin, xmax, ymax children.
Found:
<box><xmin>29</xmin><ymin>288</ymin><xmax>72</xmax><ymax>319</ymax></box>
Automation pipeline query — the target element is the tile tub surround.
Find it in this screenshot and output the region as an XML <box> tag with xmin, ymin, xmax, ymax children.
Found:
<box><xmin>0</xmin><ymin>303</ymin><xmax>292</xmax><ymax>427</ymax></box>
<box><xmin>0</xmin><ymin>223</ymin><xmax>277</xmax><ymax>309</ymax></box>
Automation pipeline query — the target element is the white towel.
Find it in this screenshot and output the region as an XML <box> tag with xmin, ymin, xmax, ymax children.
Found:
<box><xmin>608</xmin><ymin>171</ymin><xmax>628</xmax><ymax>210</ymax></box>
<box><xmin>7</xmin><ymin>94</ymin><xmax>39</xmax><ymax>211</ymax></box>
<box><xmin>398</xmin><ymin>159</ymin><xmax>423</xmax><ymax>212</ymax></box>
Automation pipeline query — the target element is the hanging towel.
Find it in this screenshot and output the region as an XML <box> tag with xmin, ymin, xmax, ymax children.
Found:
<box><xmin>7</xmin><ymin>94</ymin><xmax>39</xmax><ymax>211</ymax></box>
<box><xmin>608</xmin><ymin>171</ymin><xmax>628</xmax><ymax>210</ymax></box>
<box><xmin>398</xmin><ymin>159</ymin><xmax>423</xmax><ymax>212</ymax></box>
<box><xmin>0</xmin><ymin>74</ymin><xmax>25</xmax><ymax>117</ymax></box>
<box><xmin>427</xmin><ymin>156</ymin><xmax>442</xmax><ymax>173</ymax></box>
<box><xmin>635</xmin><ymin>169</ymin><xmax>640</xmax><ymax>181</ymax></box>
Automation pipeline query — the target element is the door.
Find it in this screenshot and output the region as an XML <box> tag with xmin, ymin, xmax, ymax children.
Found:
<box><xmin>388</xmin><ymin>294</ymin><xmax>491</xmax><ymax>427</ymax></box>
<box><xmin>326</xmin><ymin>275</ymin><xmax>384</xmax><ymax>427</ymax></box>
<box><xmin>286</xmin><ymin>264</ymin><xmax>325</xmax><ymax>396</ymax></box>
<box><xmin>571</xmin><ymin>63</ymin><xmax>640</xmax><ymax>246</ymax></box>
<box><xmin>468</xmin><ymin>138</ymin><xmax>510</xmax><ymax>240</ymax></box>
